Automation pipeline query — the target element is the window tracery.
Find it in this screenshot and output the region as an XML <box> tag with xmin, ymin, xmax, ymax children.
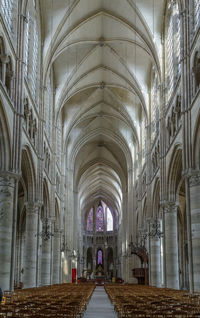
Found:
<box><xmin>87</xmin><ymin>208</ymin><xmax>93</xmax><ymax>232</ymax></box>
<box><xmin>152</xmin><ymin>141</ymin><xmax>160</xmax><ymax>176</ymax></box>
<box><xmin>23</xmin><ymin>97</ymin><xmax>38</xmax><ymax>147</ymax></box>
<box><xmin>0</xmin><ymin>38</ymin><xmax>5</xmax><ymax>81</ymax></box>
<box><xmin>107</xmin><ymin>208</ymin><xmax>113</xmax><ymax>231</ymax></box>
<box><xmin>86</xmin><ymin>202</ymin><xmax>114</xmax><ymax>232</ymax></box>
<box><xmin>151</xmin><ymin>69</ymin><xmax>159</xmax><ymax>141</ymax></box>
<box><xmin>23</xmin><ymin>2</ymin><xmax>39</xmax><ymax>103</ymax></box>
<box><xmin>96</xmin><ymin>204</ymin><xmax>104</xmax><ymax>232</ymax></box>
<box><xmin>141</xmin><ymin>116</ymin><xmax>146</xmax><ymax>166</ymax></box>
<box><xmin>5</xmin><ymin>56</ymin><xmax>13</xmax><ymax>97</ymax></box>
<box><xmin>97</xmin><ymin>250</ymin><xmax>103</xmax><ymax>265</ymax></box>
<box><xmin>56</xmin><ymin>115</ymin><xmax>62</xmax><ymax>168</ymax></box>
<box><xmin>0</xmin><ymin>39</ymin><xmax>14</xmax><ymax>98</ymax></box>
<box><xmin>44</xmin><ymin>142</ymin><xmax>51</xmax><ymax>174</ymax></box>
<box><xmin>44</xmin><ymin>76</ymin><xmax>52</xmax><ymax>140</ymax></box>
<box><xmin>24</xmin><ymin>11</ymin><xmax>30</xmax><ymax>77</ymax></box>
<box><xmin>165</xmin><ymin>1</ymin><xmax>181</xmax><ymax>101</ymax></box>
<box><xmin>192</xmin><ymin>50</ymin><xmax>200</xmax><ymax>96</ymax></box>
<box><xmin>30</xmin><ymin>20</ymin><xmax>38</xmax><ymax>99</ymax></box>
<box><xmin>166</xmin><ymin>95</ymin><xmax>181</xmax><ymax>147</ymax></box>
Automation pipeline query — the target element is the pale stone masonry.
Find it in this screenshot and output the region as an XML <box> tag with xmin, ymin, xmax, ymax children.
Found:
<box><xmin>0</xmin><ymin>0</ymin><xmax>200</xmax><ymax>293</ymax></box>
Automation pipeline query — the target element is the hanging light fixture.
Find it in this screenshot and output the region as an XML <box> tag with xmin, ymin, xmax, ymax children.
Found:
<box><xmin>148</xmin><ymin>217</ymin><xmax>163</xmax><ymax>239</ymax></box>
<box><xmin>36</xmin><ymin>216</ymin><xmax>54</xmax><ymax>241</ymax></box>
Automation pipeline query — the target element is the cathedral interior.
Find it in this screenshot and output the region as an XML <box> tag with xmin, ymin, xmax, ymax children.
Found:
<box><xmin>0</xmin><ymin>0</ymin><xmax>200</xmax><ymax>301</ymax></box>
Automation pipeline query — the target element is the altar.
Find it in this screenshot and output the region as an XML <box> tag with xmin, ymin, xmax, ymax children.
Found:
<box><xmin>94</xmin><ymin>275</ymin><xmax>106</xmax><ymax>285</ymax></box>
<box><xmin>94</xmin><ymin>265</ymin><xmax>105</xmax><ymax>285</ymax></box>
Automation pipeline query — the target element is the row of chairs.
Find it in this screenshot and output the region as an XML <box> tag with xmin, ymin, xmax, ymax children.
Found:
<box><xmin>105</xmin><ymin>284</ymin><xmax>200</xmax><ymax>317</ymax></box>
<box><xmin>0</xmin><ymin>283</ymin><xmax>95</xmax><ymax>317</ymax></box>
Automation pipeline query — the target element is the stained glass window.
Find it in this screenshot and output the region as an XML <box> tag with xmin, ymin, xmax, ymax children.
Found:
<box><xmin>98</xmin><ymin>250</ymin><xmax>103</xmax><ymax>264</ymax></box>
<box><xmin>96</xmin><ymin>204</ymin><xmax>104</xmax><ymax>232</ymax></box>
<box><xmin>151</xmin><ymin>70</ymin><xmax>159</xmax><ymax>141</ymax></box>
<box><xmin>166</xmin><ymin>1</ymin><xmax>181</xmax><ymax>101</ymax></box>
<box><xmin>24</xmin><ymin>11</ymin><xmax>30</xmax><ymax>77</ymax></box>
<box><xmin>107</xmin><ymin>208</ymin><xmax>113</xmax><ymax>231</ymax></box>
<box><xmin>87</xmin><ymin>208</ymin><xmax>93</xmax><ymax>231</ymax></box>
<box><xmin>30</xmin><ymin>20</ymin><xmax>38</xmax><ymax>99</ymax></box>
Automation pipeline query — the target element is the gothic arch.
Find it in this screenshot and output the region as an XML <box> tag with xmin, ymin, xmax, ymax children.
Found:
<box><xmin>0</xmin><ymin>101</ymin><xmax>11</xmax><ymax>171</ymax></box>
<box><xmin>192</xmin><ymin>49</ymin><xmax>200</xmax><ymax>94</ymax></box>
<box><xmin>0</xmin><ymin>36</ymin><xmax>5</xmax><ymax>81</ymax></box>
<box><xmin>192</xmin><ymin>110</ymin><xmax>200</xmax><ymax>169</ymax></box>
<box><xmin>21</xmin><ymin>146</ymin><xmax>36</xmax><ymax>202</ymax></box>
<box><xmin>152</xmin><ymin>178</ymin><xmax>160</xmax><ymax>218</ymax></box>
<box><xmin>5</xmin><ymin>56</ymin><xmax>13</xmax><ymax>97</ymax></box>
<box><xmin>140</xmin><ymin>198</ymin><xmax>147</xmax><ymax>228</ymax></box>
<box><xmin>167</xmin><ymin>145</ymin><xmax>183</xmax><ymax>202</ymax></box>
<box><xmin>55</xmin><ymin>198</ymin><xmax>60</xmax><ymax>228</ymax></box>
<box><xmin>42</xmin><ymin>178</ymin><xmax>50</xmax><ymax>218</ymax></box>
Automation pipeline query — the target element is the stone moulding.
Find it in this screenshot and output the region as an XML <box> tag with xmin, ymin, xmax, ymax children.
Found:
<box><xmin>189</xmin><ymin>173</ymin><xmax>200</xmax><ymax>187</ymax></box>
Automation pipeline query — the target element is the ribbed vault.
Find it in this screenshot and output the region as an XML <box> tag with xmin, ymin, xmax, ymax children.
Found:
<box><xmin>40</xmin><ymin>0</ymin><xmax>165</xmax><ymax>225</ymax></box>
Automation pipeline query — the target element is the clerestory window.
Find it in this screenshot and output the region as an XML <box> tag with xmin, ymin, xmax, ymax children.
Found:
<box><xmin>165</xmin><ymin>1</ymin><xmax>181</xmax><ymax>101</ymax></box>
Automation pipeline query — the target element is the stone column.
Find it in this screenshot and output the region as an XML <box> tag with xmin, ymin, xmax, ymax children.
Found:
<box><xmin>52</xmin><ymin>228</ymin><xmax>61</xmax><ymax>284</ymax></box>
<box><xmin>41</xmin><ymin>219</ymin><xmax>52</xmax><ymax>285</ymax></box>
<box><xmin>164</xmin><ymin>203</ymin><xmax>179</xmax><ymax>289</ymax></box>
<box><xmin>0</xmin><ymin>176</ymin><xmax>15</xmax><ymax>291</ymax></box>
<box><xmin>189</xmin><ymin>173</ymin><xmax>200</xmax><ymax>291</ymax></box>
<box><xmin>150</xmin><ymin>222</ymin><xmax>161</xmax><ymax>287</ymax></box>
<box><xmin>23</xmin><ymin>203</ymin><xmax>38</xmax><ymax>288</ymax></box>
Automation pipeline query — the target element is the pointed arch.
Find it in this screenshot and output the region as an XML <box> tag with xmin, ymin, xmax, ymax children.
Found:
<box><xmin>0</xmin><ymin>101</ymin><xmax>11</xmax><ymax>171</ymax></box>
<box><xmin>167</xmin><ymin>144</ymin><xmax>182</xmax><ymax>202</ymax></box>
<box><xmin>21</xmin><ymin>146</ymin><xmax>36</xmax><ymax>202</ymax></box>
<box><xmin>55</xmin><ymin>198</ymin><xmax>60</xmax><ymax>228</ymax></box>
<box><xmin>42</xmin><ymin>178</ymin><xmax>50</xmax><ymax>218</ymax></box>
<box><xmin>152</xmin><ymin>178</ymin><xmax>160</xmax><ymax>218</ymax></box>
<box><xmin>192</xmin><ymin>109</ymin><xmax>200</xmax><ymax>169</ymax></box>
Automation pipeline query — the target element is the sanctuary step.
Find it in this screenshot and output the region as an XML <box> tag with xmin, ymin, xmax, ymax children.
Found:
<box><xmin>83</xmin><ymin>286</ymin><xmax>118</xmax><ymax>318</ymax></box>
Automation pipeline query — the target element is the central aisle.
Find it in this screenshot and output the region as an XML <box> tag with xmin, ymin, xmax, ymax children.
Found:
<box><xmin>84</xmin><ymin>286</ymin><xmax>118</xmax><ymax>318</ymax></box>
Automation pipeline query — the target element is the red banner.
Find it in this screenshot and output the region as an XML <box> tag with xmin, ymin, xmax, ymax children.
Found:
<box><xmin>72</xmin><ymin>268</ymin><xmax>77</xmax><ymax>283</ymax></box>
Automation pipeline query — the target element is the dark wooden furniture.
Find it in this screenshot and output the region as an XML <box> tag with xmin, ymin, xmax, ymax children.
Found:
<box><xmin>132</xmin><ymin>268</ymin><xmax>149</xmax><ymax>285</ymax></box>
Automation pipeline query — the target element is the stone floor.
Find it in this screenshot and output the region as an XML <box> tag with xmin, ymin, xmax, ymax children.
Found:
<box><xmin>83</xmin><ymin>286</ymin><xmax>118</xmax><ymax>318</ymax></box>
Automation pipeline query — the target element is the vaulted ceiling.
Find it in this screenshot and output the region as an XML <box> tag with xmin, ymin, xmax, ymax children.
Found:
<box><xmin>40</xmin><ymin>0</ymin><xmax>165</xmax><ymax>219</ymax></box>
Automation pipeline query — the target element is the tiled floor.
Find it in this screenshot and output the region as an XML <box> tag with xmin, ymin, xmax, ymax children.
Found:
<box><xmin>83</xmin><ymin>286</ymin><xmax>118</xmax><ymax>318</ymax></box>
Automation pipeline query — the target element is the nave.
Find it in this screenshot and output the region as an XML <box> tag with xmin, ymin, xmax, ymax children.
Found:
<box><xmin>1</xmin><ymin>283</ymin><xmax>200</xmax><ymax>317</ymax></box>
<box><xmin>105</xmin><ymin>285</ymin><xmax>200</xmax><ymax>317</ymax></box>
<box><xmin>0</xmin><ymin>283</ymin><xmax>94</xmax><ymax>317</ymax></box>
<box><xmin>83</xmin><ymin>286</ymin><xmax>117</xmax><ymax>318</ymax></box>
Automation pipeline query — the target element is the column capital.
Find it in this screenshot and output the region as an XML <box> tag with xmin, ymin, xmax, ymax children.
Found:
<box><xmin>54</xmin><ymin>225</ymin><xmax>61</xmax><ymax>234</ymax></box>
<box><xmin>25</xmin><ymin>202</ymin><xmax>39</xmax><ymax>215</ymax></box>
<box><xmin>0</xmin><ymin>54</ymin><xmax>10</xmax><ymax>64</ymax></box>
<box><xmin>182</xmin><ymin>169</ymin><xmax>200</xmax><ymax>187</ymax></box>
<box><xmin>0</xmin><ymin>171</ymin><xmax>20</xmax><ymax>183</ymax></box>
<box><xmin>35</xmin><ymin>200</ymin><xmax>43</xmax><ymax>208</ymax></box>
<box><xmin>163</xmin><ymin>201</ymin><xmax>178</xmax><ymax>213</ymax></box>
<box><xmin>189</xmin><ymin>171</ymin><xmax>200</xmax><ymax>187</ymax></box>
